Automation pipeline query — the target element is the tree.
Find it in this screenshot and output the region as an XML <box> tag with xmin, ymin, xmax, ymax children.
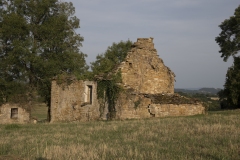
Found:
<box><xmin>90</xmin><ymin>40</ymin><xmax>133</xmax><ymax>78</ymax></box>
<box><xmin>0</xmin><ymin>0</ymin><xmax>88</xmax><ymax>113</ymax></box>
<box><xmin>215</xmin><ymin>5</ymin><xmax>240</xmax><ymax>62</ymax></box>
<box><xmin>219</xmin><ymin>57</ymin><xmax>240</xmax><ymax>108</ymax></box>
<box><xmin>216</xmin><ymin>5</ymin><xmax>240</xmax><ymax>108</ymax></box>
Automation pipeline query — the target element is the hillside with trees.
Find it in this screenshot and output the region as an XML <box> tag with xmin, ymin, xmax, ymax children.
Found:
<box><xmin>175</xmin><ymin>88</ymin><xmax>221</xmax><ymax>111</ymax></box>
<box><xmin>175</xmin><ymin>88</ymin><xmax>221</xmax><ymax>95</ymax></box>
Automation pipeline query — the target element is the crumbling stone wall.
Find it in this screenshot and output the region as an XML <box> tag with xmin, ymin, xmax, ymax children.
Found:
<box><xmin>116</xmin><ymin>103</ymin><xmax>205</xmax><ymax>119</ymax></box>
<box><xmin>148</xmin><ymin>104</ymin><xmax>205</xmax><ymax>117</ymax></box>
<box><xmin>111</xmin><ymin>38</ymin><xmax>204</xmax><ymax>119</ymax></box>
<box><xmin>50</xmin><ymin>37</ymin><xmax>205</xmax><ymax>122</ymax></box>
<box><xmin>0</xmin><ymin>103</ymin><xmax>30</xmax><ymax>124</ymax></box>
<box><xmin>117</xmin><ymin>38</ymin><xmax>175</xmax><ymax>94</ymax></box>
<box><xmin>114</xmin><ymin>93</ymin><xmax>151</xmax><ymax>119</ymax></box>
<box><xmin>50</xmin><ymin>80</ymin><xmax>100</xmax><ymax>122</ymax></box>
<box><xmin>114</xmin><ymin>93</ymin><xmax>205</xmax><ymax>120</ymax></box>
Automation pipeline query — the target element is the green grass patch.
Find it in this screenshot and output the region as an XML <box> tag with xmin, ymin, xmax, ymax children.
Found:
<box><xmin>4</xmin><ymin>124</ymin><xmax>21</xmax><ymax>130</ymax></box>
<box><xmin>31</xmin><ymin>103</ymin><xmax>48</xmax><ymax>121</ymax></box>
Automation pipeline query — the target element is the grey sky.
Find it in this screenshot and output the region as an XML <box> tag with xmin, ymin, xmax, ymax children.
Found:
<box><xmin>65</xmin><ymin>0</ymin><xmax>239</xmax><ymax>88</ymax></box>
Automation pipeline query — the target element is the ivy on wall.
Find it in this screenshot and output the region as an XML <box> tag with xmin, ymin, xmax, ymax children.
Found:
<box><xmin>96</xmin><ymin>71</ymin><xmax>122</xmax><ymax>119</ymax></box>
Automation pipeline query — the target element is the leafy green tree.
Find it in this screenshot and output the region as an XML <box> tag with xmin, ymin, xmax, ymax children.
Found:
<box><xmin>216</xmin><ymin>5</ymin><xmax>240</xmax><ymax>108</ymax></box>
<box><xmin>220</xmin><ymin>57</ymin><xmax>240</xmax><ymax>108</ymax></box>
<box><xmin>215</xmin><ymin>5</ymin><xmax>240</xmax><ymax>62</ymax></box>
<box><xmin>90</xmin><ymin>40</ymin><xmax>133</xmax><ymax>78</ymax></box>
<box><xmin>0</xmin><ymin>0</ymin><xmax>88</xmax><ymax>111</ymax></box>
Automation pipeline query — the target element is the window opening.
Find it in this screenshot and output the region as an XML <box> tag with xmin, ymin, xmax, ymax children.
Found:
<box><xmin>129</xmin><ymin>63</ymin><xmax>133</xmax><ymax>68</ymax></box>
<box><xmin>11</xmin><ymin>108</ymin><xmax>18</xmax><ymax>119</ymax></box>
<box><xmin>86</xmin><ymin>85</ymin><xmax>93</xmax><ymax>104</ymax></box>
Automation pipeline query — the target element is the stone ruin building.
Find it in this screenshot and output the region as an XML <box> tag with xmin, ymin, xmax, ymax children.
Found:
<box><xmin>0</xmin><ymin>103</ymin><xmax>30</xmax><ymax>124</ymax></box>
<box><xmin>51</xmin><ymin>81</ymin><xmax>100</xmax><ymax>122</ymax></box>
<box><xmin>50</xmin><ymin>38</ymin><xmax>205</xmax><ymax>122</ymax></box>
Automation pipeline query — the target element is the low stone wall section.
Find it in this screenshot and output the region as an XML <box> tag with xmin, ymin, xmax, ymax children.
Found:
<box><xmin>149</xmin><ymin>103</ymin><xmax>205</xmax><ymax>117</ymax></box>
<box><xmin>0</xmin><ymin>103</ymin><xmax>30</xmax><ymax>124</ymax></box>
<box><xmin>116</xmin><ymin>103</ymin><xmax>205</xmax><ymax>120</ymax></box>
<box><xmin>114</xmin><ymin>93</ymin><xmax>205</xmax><ymax>120</ymax></box>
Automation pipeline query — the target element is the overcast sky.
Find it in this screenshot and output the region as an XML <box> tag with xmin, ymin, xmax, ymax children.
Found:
<box><xmin>65</xmin><ymin>0</ymin><xmax>239</xmax><ymax>89</ymax></box>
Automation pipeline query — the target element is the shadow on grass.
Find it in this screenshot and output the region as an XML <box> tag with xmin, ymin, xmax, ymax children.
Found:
<box><xmin>35</xmin><ymin>157</ymin><xmax>48</xmax><ymax>160</ymax></box>
<box><xmin>37</xmin><ymin>119</ymin><xmax>49</xmax><ymax>123</ymax></box>
<box><xmin>0</xmin><ymin>155</ymin><xmax>23</xmax><ymax>160</ymax></box>
<box><xmin>208</xmin><ymin>109</ymin><xmax>240</xmax><ymax>115</ymax></box>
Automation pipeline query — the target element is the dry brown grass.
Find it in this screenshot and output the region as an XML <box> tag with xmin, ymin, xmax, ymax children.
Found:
<box><xmin>0</xmin><ymin>110</ymin><xmax>240</xmax><ymax>159</ymax></box>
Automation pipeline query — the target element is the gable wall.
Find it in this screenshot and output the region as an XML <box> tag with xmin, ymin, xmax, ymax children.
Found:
<box><xmin>118</xmin><ymin>38</ymin><xmax>175</xmax><ymax>94</ymax></box>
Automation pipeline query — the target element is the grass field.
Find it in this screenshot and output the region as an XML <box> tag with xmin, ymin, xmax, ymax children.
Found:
<box><xmin>0</xmin><ymin>110</ymin><xmax>240</xmax><ymax>160</ymax></box>
<box><xmin>31</xmin><ymin>103</ymin><xmax>48</xmax><ymax>121</ymax></box>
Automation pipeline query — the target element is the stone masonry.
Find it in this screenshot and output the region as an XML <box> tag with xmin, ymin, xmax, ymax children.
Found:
<box><xmin>50</xmin><ymin>80</ymin><xmax>100</xmax><ymax>122</ymax></box>
<box><xmin>0</xmin><ymin>103</ymin><xmax>30</xmax><ymax>124</ymax></box>
<box><xmin>114</xmin><ymin>92</ymin><xmax>205</xmax><ymax>120</ymax></box>
<box><xmin>117</xmin><ymin>38</ymin><xmax>175</xmax><ymax>94</ymax></box>
<box><xmin>50</xmin><ymin>38</ymin><xmax>205</xmax><ymax>122</ymax></box>
<box><xmin>113</xmin><ymin>38</ymin><xmax>204</xmax><ymax>119</ymax></box>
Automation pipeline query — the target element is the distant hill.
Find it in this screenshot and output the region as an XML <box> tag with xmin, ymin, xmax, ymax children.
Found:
<box><xmin>175</xmin><ymin>88</ymin><xmax>222</xmax><ymax>95</ymax></box>
<box><xmin>198</xmin><ymin>88</ymin><xmax>222</xmax><ymax>94</ymax></box>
